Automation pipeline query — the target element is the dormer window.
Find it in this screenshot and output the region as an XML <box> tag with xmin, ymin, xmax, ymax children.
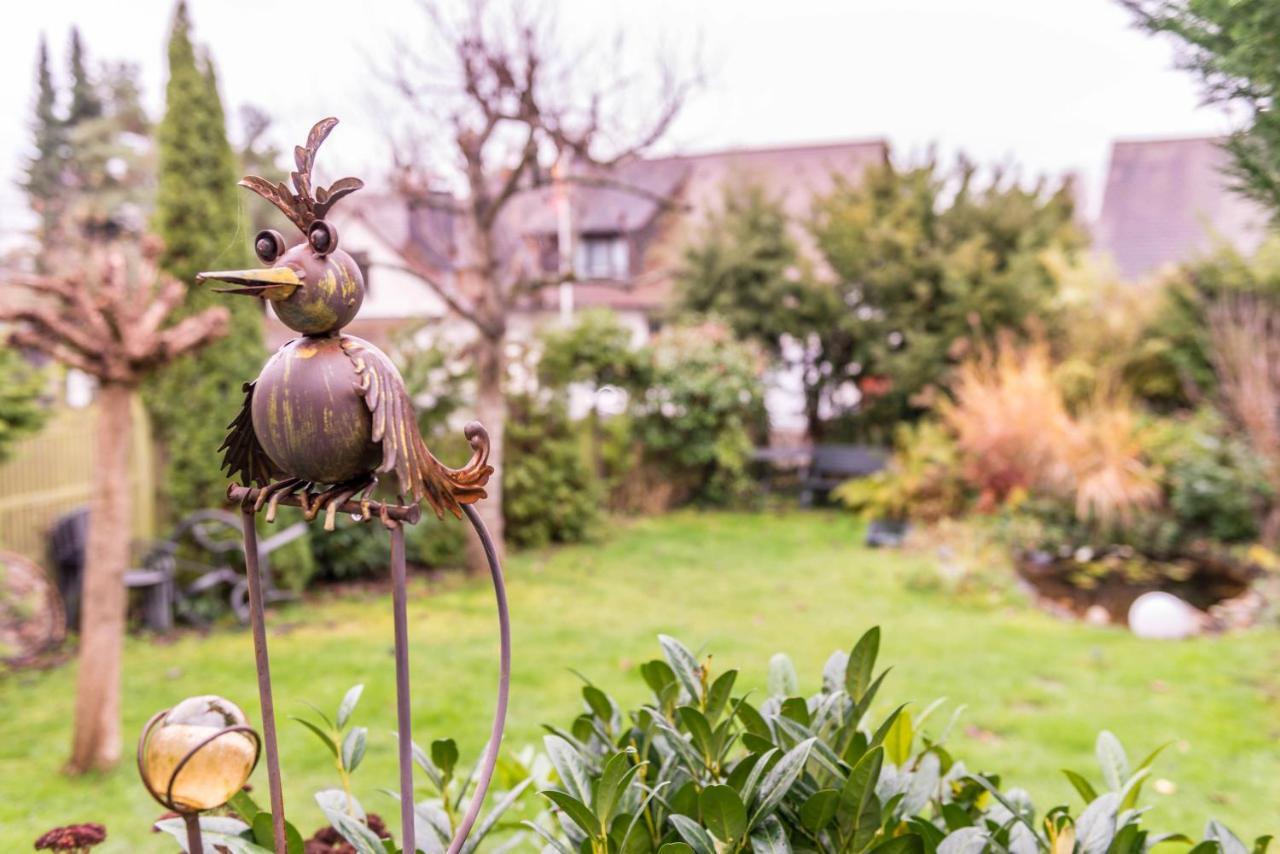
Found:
<box><xmin>575</xmin><ymin>233</ymin><xmax>630</xmax><ymax>280</ymax></box>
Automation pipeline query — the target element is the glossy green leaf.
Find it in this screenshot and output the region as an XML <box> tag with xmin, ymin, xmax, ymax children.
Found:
<box><xmin>845</xmin><ymin>626</ymin><xmax>880</xmax><ymax>700</ymax></box>
<box><xmin>659</xmin><ymin>635</ymin><xmax>704</xmax><ymax>702</ymax></box>
<box><xmin>909</xmin><ymin>816</ymin><xmax>948</xmax><ymax>853</ymax></box>
<box><xmin>884</xmin><ymin>709</ymin><xmax>914</xmax><ymax>765</ymax></box>
<box><xmin>669</xmin><ymin>814</ymin><xmax>718</xmax><ymax>854</ymax></box>
<box><xmin>1076</xmin><ymin>792</ymin><xmax>1121</xmax><ymax>854</ymax></box>
<box><xmin>677</xmin><ymin>706</ymin><xmax>716</xmax><ymax>760</ymax></box>
<box><xmin>640</xmin><ymin>659</ymin><xmax>677</xmax><ymax>695</ymax></box>
<box><xmin>595</xmin><ymin>750</ymin><xmax>642</xmax><ymax>826</ymax></box>
<box><xmin>583</xmin><ymin>685</ymin><xmax>613</xmax><ymax>722</ymax></box>
<box><xmin>937</xmin><ymin>827</ymin><xmax>988</xmax><ymax>854</ymax></box>
<box><xmin>780</xmin><ymin>696</ymin><xmax>810</xmax><ymax>726</ymax></box>
<box><xmin>799</xmin><ymin>788</ymin><xmax>839</xmax><ymax>832</ymax></box>
<box><xmin>459</xmin><ymin>777</ymin><xmax>534</xmax><ymax>854</ymax></box>
<box><xmin>870</xmin><ymin>834</ymin><xmax>924</xmax><ymax>854</ymax></box>
<box><xmin>342</xmin><ymin>726</ymin><xmax>367</xmax><ymax>773</ymax></box>
<box><xmin>850</xmin><ymin>668</ymin><xmax>892</xmax><ymax>731</ymax></box>
<box><xmin>290</xmin><ymin>716</ymin><xmax>338</xmax><ymax>758</ymax></box>
<box><xmin>670</xmin><ymin>780</ymin><xmax>700</xmax><ymax>817</ymax></box>
<box><xmin>1062</xmin><ymin>768</ymin><xmax>1098</xmax><ymax>804</ymax></box>
<box><xmin>750</xmin><ymin>737</ymin><xmax>815</xmax><ymax>828</ymax></box>
<box><xmin>705</xmin><ymin>669</ymin><xmax>738</xmax><ymax>722</ymax></box>
<box><xmin>229</xmin><ymin>788</ymin><xmax>262</xmax><ymax>825</ymax></box>
<box><xmin>701</xmin><ymin>784</ymin><xmax>748</xmax><ymax>842</ymax></box>
<box><xmin>736</xmin><ymin>700</ymin><xmax>772</xmax><ymax>738</ymax></box>
<box><xmin>1207</xmin><ymin>820</ymin><xmax>1251</xmax><ymax>854</ymax></box>
<box><xmin>1096</xmin><ymin>731</ymin><xmax>1128</xmax><ymax>792</ymax></box>
<box><xmin>544</xmin><ymin>789</ymin><xmax>600</xmax><ymax>837</ymax></box>
<box><xmin>767</xmin><ymin>653</ymin><xmax>799</xmax><ymax>698</ymax></box>
<box><xmin>336</xmin><ymin>683</ymin><xmax>364</xmax><ymax>729</ymax></box>
<box><xmin>154</xmin><ymin>816</ymin><xmax>272</xmax><ymax>853</ymax></box>
<box><xmin>749</xmin><ymin>815</ymin><xmax>791</xmax><ymax>853</ymax></box>
<box><xmin>544</xmin><ymin>735</ymin><xmax>593</xmax><ymax>806</ymax></box>
<box><xmin>430</xmin><ymin>738</ymin><xmax>459</xmax><ymax>777</ymax></box>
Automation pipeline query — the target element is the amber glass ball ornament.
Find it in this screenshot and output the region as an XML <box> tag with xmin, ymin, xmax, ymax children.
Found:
<box><xmin>137</xmin><ymin>695</ymin><xmax>261</xmax><ymax>812</ymax></box>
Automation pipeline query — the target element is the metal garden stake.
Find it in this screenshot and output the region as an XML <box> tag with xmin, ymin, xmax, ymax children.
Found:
<box><xmin>156</xmin><ymin>117</ymin><xmax>511</xmax><ymax>854</ymax></box>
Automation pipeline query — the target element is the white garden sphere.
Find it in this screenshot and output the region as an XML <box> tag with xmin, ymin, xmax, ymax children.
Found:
<box><xmin>1128</xmin><ymin>591</ymin><xmax>1202</xmax><ymax>640</ymax></box>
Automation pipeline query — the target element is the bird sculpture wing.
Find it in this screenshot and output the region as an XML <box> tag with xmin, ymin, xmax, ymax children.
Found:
<box><xmin>220</xmin><ymin>382</ymin><xmax>283</xmax><ymax>487</ymax></box>
<box><xmin>342</xmin><ymin>337</ymin><xmax>493</xmax><ymax>518</ymax></box>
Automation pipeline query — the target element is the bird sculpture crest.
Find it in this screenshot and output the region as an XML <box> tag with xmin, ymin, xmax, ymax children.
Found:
<box><xmin>200</xmin><ymin>117</ymin><xmax>492</xmax><ymax>529</ymax></box>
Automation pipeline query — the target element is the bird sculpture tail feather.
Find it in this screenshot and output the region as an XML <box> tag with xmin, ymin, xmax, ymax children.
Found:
<box><xmin>414</xmin><ymin>421</ymin><xmax>494</xmax><ymax>520</ymax></box>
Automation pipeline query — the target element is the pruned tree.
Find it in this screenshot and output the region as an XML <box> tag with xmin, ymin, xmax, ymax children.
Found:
<box><xmin>0</xmin><ymin>235</ymin><xmax>227</xmax><ymax>772</ymax></box>
<box><xmin>372</xmin><ymin>0</ymin><xmax>696</xmax><ymax>563</ymax></box>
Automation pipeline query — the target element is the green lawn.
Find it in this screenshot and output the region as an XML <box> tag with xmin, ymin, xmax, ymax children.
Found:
<box><xmin>2</xmin><ymin>511</ymin><xmax>1278</xmax><ymax>850</ymax></box>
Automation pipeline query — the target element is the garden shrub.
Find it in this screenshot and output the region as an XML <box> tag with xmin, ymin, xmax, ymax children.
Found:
<box><xmin>537</xmin><ymin>310</ymin><xmax>647</xmax><ymax>509</ymax></box>
<box><xmin>834</xmin><ymin>421</ymin><xmax>968</xmax><ymax>523</ymax></box>
<box><xmin>529</xmin><ymin>629</ymin><xmax>1266</xmax><ymax>854</ymax></box>
<box><xmin>941</xmin><ymin>338</ymin><xmax>1164</xmax><ymax>534</ymax></box>
<box><xmin>62</xmin><ymin>631</ymin><xmax>1272</xmax><ymax>852</ymax></box>
<box><xmin>308</xmin><ymin>504</ymin><xmax>467</xmax><ymax>582</ymax></box>
<box><xmin>503</xmin><ymin>393</ymin><xmax>600</xmax><ymax>549</ymax></box>
<box><xmin>809</xmin><ymin>158</ymin><xmax>1084</xmax><ymax>441</ymax></box>
<box><xmin>1142</xmin><ymin>240</ymin><xmax>1280</xmax><ymax>407</ymax></box>
<box><xmin>1145</xmin><ymin>409</ymin><xmax>1272</xmax><ymax>544</ymax></box>
<box><xmin>153</xmin><ymin>682</ymin><xmax>537</xmax><ymax>853</ymax></box>
<box><xmin>632</xmin><ymin>323</ymin><xmax>767</xmax><ymax>507</ymax></box>
<box><xmin>308</xmin><ymin>516</ymin><xmax>390</xmax><ymax>581</ymax></box>
<box><xmin>267</xmin><ymin>528</ymin><xmax>317</xmax><ymax>593</ymax></box>
<box><xmin>940</xmin><ymin>338</ymin><xmax>1075</xmax><ymax>509</ymax></box>
<box><xmin>0</xmin><ymin>348</ymin><xmax>46</xmax><ymax>464</ymax></box>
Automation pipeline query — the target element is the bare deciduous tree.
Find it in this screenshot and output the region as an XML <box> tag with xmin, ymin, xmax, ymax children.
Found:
<box><xmin>370</xmin><ymin>0</ymin><xmax>696</xmax><ymax>564</ymax></box>
<box><xmin>0</xmin><ymin>235</ymin><xmax>227</xmax><ymax>772</ymax></box>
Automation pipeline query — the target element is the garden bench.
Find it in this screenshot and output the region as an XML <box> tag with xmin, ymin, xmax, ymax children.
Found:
<box><xmin>49</xmin><ymin>507</ymin><xmax>304</xmax><ymax>632</ymax></box>
<box><xmin>799</xmin><ymin>443</ymin><xmax>888</xmax><ymax>506</ymax></box>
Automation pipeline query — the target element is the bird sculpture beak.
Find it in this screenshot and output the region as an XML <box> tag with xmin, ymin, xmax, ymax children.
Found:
<box><xmin>196</xmin><ymin>266</ymin><xmax>302</xmax><ymax>301</ymax></box>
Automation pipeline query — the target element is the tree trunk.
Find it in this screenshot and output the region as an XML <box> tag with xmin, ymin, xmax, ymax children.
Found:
<box><xmin>67</xmin><ymin>383</ymin><xmax>133</xmax><ymax>773</ymax></box>
<box><xmin>804</xmin><ymin>383</ymin><xmax>825</xmax><ymax>444</ymax></box>
<box><xmin>467</xmin><ymin>334</ymin><xmax>506</xmax><ymax>572</ymax></box>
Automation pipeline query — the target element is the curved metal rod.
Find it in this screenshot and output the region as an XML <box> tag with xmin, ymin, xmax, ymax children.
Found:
<box><xmin>448</xmin><ymin>504</ymin><xmax>512</xmax><ymax>854</ymax></box>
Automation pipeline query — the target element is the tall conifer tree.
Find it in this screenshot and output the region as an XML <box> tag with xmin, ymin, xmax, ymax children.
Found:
<box><xmin>21</xmin><ymin>36</ymin><xmax>67</xmax><ymax>247</ymax></box>
<box><xmin>67</xmin><ymin>28</ymin><xmax>102</xmax><ymax>125</ymax></box>
<box><xmin>145</xmin><ymin>1</ymin><xmax>264</xmax><ymax>515</ymax></box>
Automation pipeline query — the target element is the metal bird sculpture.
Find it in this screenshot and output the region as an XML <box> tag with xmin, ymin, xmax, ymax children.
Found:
<box><xmin>200</xmin><ymin>117</ymin><xmax>492</xmax><ymax>529</ymax></box>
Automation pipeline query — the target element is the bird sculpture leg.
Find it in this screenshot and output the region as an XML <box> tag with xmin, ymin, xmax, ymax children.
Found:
<box><xmin>253</xmin><ymin>477</ymin><xmax>305</xmax><ymax>520</ymax></box>
<box><xmin>357</xmin><ymin>476</ymin><xmax>379</xmax><ymax>522</ymax></box>
<box><xmin>305</xmin><ymin>476</ymin><xmax>378</xmax><ymax>531</ymax></box>
<box><xmin>253</xmin><ymin>477</ymin><xmax>312</xmax><ymax>524</ymax></box>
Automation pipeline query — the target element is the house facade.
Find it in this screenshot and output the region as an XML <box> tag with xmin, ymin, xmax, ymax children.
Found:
<box><xmin>313</xmin><ymin>140</ymin><xmax>889</xmax><ymax>345</ymax></box>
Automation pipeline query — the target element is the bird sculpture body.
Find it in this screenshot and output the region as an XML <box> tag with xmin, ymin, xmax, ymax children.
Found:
<box><xmin>200</xmin><ymin>118</ymin><xmax>491</xmax><ymax>528</ymax></box>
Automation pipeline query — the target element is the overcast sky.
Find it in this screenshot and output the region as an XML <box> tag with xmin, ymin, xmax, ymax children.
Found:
<box><xmin>0</xmin><ymin>0</ymin><xmax>1231</xmax><ymax>243</ymax></box>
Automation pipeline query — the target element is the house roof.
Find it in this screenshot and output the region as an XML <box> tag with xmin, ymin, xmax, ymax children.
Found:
<box><xmin>333</xmin><ymin>138</ymin><xmax>890</xmax><ymax>316</ymax></box>
<box><xmin>1094</xmin><ymin>136</ymin><xmax>1268</xmax><ymax>279</ymax></box>
<box><xmin>510</xmin><ymin>138</ymin><xmax>890</xmax><ymax>237</ymax></box>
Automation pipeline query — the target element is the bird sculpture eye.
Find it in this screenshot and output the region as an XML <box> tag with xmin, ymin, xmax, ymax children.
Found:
<box><xmin>308</xmin><ymin>220</ymin><xmax>338</xmax><ymax>256</ymax></box>
<box><xmin>254</xmin><ymin>229</ymin><xmax>286</xmax><ymax>263</ymax></box>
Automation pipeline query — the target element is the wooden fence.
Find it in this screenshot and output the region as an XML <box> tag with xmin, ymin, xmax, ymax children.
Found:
<box><xmin>0</xmin><ymin>398</ymin><xmax>155</xmax><ymax>562</ymax></box>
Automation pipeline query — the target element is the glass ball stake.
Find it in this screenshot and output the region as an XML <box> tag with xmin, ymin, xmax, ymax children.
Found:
<box><xmin>137</xmin><ymin>696</ymin><xmax>262</xmax><ymax>853</ymax></box>
<box><xmin>168</xmin><ymin>117</ymin><xmax>513</xmax><ymax>854</ymax></box>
